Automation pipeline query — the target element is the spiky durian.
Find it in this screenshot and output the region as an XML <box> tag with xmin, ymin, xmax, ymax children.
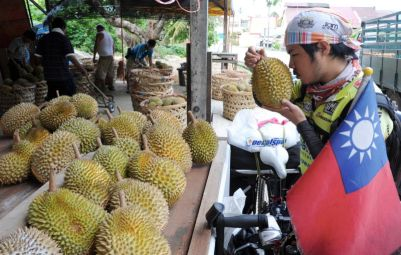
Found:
<box><xmin>95</xmin><ymin>203</ymin><xmax>171</xmax><ymax>255</ymax></box>
<box><xmin>126</xmin><ymin>135</ymin><xmax>159</xmax><ymax>181</ymax></box>
<box><xmin>63</xmin><ymin>145</ymin><xmax>113</xmax><ymax>207</ymax></box>
<box><xmin>28</xmin><ymin>188</ymin><xmax>107</xmax><ymax>255</ymax></box>
<box><xmin>111</xmin><ymin>128</ymin><xmax>141</xmax><ymax>159</ymax></box>
<box><xmin>58</xmin><ymin>117</ymin><xmax>100</xmax><ymax>153</ymax></box>
<box><xmin>0</xmin><ymin>103</ymin><xmax>39</xmax><ymax>136</ymax></box>
<box><xmin>146</xmin><ymin>122</ymin><xmax>192</xmax><ymax>173</ymax></box>
<box><xmin>0</xmin><ymin>133</ymin><xmax>36</xmax><ymax>185</ymax></box>
<box><xmin>31</xmin><ymin>131</ymin><xmax>80</xmax><ymax>183</ymax></box>
<box><xmin>117</xmin><ymin>107</ymin><xmax>147</xmax><ymax>133</ymax></box>
<box><xmin>183</xmin><ymin>111</ymin><xmax>218</xmax><ymax>164</ymax></box>
<box><xmin>0</xmin><ymin>227</ymin><xmax>61</xmax><ymax>254</ymax></box>
<box><xmin>39</xmin><ymin>101</ymin><xmax>77</xmax><ymax>131</ymax></box>
<box><xmin>144</xmin><ymin>157</ymin><xmax>187</xmax><ymax>207</ymax></box>
<box><xmin>108</xmin><ymin>178</ymin><xmax>169</xmax><ymax>230</ymax></box>
<box><xmin>70</xmin><ymin>93</ymin><xmax>98</xmax><ymax>119</ymax></box>
<box><xmin>252</xmin><ymin>57</ymin><xmax>293</xmax><ymax>108</ymax></box>
<box><xmin>145</xmin><ymin>109</ymin><xmax>183</xmax><ymax>133</ymax></box>
<box><xmin>101</xmin><ymin>112</ymin><xmax>142</xmax><ymax>145</ymax></box>
<box><xmin>93</xmin><ymin>140</ymin><xmax>129</xmax><ymax>182</ymax></box>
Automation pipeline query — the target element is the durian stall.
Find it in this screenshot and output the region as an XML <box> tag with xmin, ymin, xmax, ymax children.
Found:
<box><xmin>0</xmin><ymin>94</ymin><xmax>228</xmax><ymax>254</ymax></box>
<box><xmin>0</xmin><ymin>0</ymin><xmax>234</xmax><ymax>254</ymax></box>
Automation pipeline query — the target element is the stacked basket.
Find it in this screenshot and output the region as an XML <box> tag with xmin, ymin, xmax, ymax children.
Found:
<box><xmin>129</xmin><ymin>69</ymin><xmax>174</xmax><ymax>111</ymax></box>
<box><xmin>211</xmin><ymin>73</ymin><xmax>242</xmax><ymax>101</ymax></box>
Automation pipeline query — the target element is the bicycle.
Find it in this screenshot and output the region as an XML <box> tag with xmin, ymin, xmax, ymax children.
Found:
<box><xmin>207</xmin><ymin>145</ymin><xmax>301</xmax><ymax>255</ymax></box>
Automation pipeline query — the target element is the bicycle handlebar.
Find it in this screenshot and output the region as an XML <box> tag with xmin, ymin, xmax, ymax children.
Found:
<box><xmin>221</xmin><ymin>214</ymin><xmax>269</xmax><ymax>229</ymax></box>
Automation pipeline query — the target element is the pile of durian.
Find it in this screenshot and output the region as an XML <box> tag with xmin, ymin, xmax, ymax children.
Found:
<box><xmin>147</xmin><ymin>95</ymin><xmax>186</xmax><ymax>109</ymax></box>
<box><xmin>0</xmin><ymin>92</ymin><xmax>219</xmax><ymax>254</ymax></box>
<box><xmin>223</xmin><ymin>81</ymin><xmax>253</xmax><ymax>93</ymax></box>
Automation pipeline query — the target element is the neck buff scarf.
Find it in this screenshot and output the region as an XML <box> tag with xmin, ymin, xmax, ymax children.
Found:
<box><xmin>306</xmin><ymin>59</ymin><xmax>362</xmax><ymax>102</ymax></box>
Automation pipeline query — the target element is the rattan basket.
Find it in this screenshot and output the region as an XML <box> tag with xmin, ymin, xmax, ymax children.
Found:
<box><xmin>140</xmin><ymin>94</ymin><xmax>187</xmax><ymax>130</ymax></box>
<box><xmin>0</xmin><ymin>85</ymin><xmax>36</xmax><ymax>115</ymax></box>
<box><xmin>222</xmin><ymin>86</ymin><xmax>256</xmax><ymax>121</ymax></box>
<box><xmin>131</xmin><ymin>87</ymin><xmax>174</xmax><ymax>111</ymax></box>
<box><xmin>35</xmin><ymin>80</ymin><xmax>48</xmax><ymax>105</ymax></box>
<box><xmin>212</xmin><ymin>73</ymin><xmax>242</xmax><ymax>101</ymax></box>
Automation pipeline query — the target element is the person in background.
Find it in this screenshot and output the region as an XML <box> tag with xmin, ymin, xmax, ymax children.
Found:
<box><xmin>7</xmin><ymin>29</ymin><xmax>36</xmax><ymax>80</ymax></box>
<box><xmin>93</xmin><ymin>24</ymin><xmax>115</xmax><ymax>91</ymax></box>
<box><xmin>35</xmin><ymin>17</ymin><xmax>87</xmax><ymax>100</ymax></box>
<box><xmin>244</xmin><ymin>8</ymin><xmax>401</xmax><ymax>186</ymax></box>
<box><xmin>125</xmin><ymin>39</ymin><xmax>156</xmax><ymax>75</ymax></box>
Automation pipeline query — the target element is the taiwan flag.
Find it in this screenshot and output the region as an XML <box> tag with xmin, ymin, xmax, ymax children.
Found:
<box><xmin>287</xmin><ymin>80</ymin><xmax>401</xmax><ymax>255</ymax></box>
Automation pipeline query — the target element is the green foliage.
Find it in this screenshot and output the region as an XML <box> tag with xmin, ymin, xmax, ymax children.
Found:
<box><xmin>27</xmin><ymin>0</ymin><xmax>46</xmax><ymax>25</ymax></box>
<box><xmin>66</xmin><ymin>18</ymin><xmax>123</xmax><ymax>54</ymax></box>
<box><xmin>162</xmin><ymin>20</ymin><xmax>189</xmax><ymax>44</ymax></box>
<box><xmin>272</xmin><ymin>41</ymin><xmax>281</xmax><ymax>51</ymax></box>
<box><xmin>208</xmin><ymin>17</ymin><xmax>219</xmax><ymax>47</ymax></box>
<box><xmin>154</xmin><ymin>44</ymin><xmax>186</xmax><ymax>58</ymax></box>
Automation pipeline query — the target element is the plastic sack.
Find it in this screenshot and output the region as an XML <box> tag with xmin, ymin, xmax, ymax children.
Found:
<box><xmin>227</xmin><ymin>107</ymin><xmax>300</xmax><ymax>153</ymax></box>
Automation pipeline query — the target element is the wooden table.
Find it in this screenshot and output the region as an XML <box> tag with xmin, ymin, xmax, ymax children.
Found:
<box><xmin>0</xmin><ymin>140</ymin><xmax>229</xmax><ymax>255</ymax></box>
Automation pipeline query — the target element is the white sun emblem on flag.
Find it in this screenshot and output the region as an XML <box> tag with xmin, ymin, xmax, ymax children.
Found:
<box><xmin>339</xmin><ymin>106</ymin><xmax>380</xmax><ymax>164</ymax></box>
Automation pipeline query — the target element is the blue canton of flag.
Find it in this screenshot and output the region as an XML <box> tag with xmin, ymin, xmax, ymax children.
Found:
<box><xmin>330</xmin><ymin>80</ymin><xmax>388</xmax><ymax>193</ymax></box>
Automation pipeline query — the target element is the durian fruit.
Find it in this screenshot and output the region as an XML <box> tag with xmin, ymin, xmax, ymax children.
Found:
<box><xmin>148</xmin><ymin>96</ymin><xmax>163</xmax><ymax>107</ymax></box>
<box><xmin>95</xmin><ymin>191</ymin><xmax>171</xmax><ymax>255</ymax></box>
<box><xmin>111</xmin><ymin>128</ymin><xmax>141</xmax><ymax>158</ymax></box>
<box><xmin>63</xmin><ymin>144</ymin><xmax>113</xmax><ymax>207</ymax></box>
<box><xmin>93</xmin><ymin>138</ymin><xmax>129</xmax><ymax>181</ymax></box>
<box><xmin>183</xmin><ymin>111</ymin><xmax>218</xmax><ymax>164</ymax></box>
<box><xmin>252</xmin><ymin>57</ymin><xmax>293</xmax><ymax>108</ymax></box>
<box><xmin>0</xmin><ymin>103</ymin><xmax>40</xmax><ymax>136</ymax></box>
<box><xmin>48</xmin><ymin>95</ymin><xmax>71</xmax><ymax>105</ymax></box>
<box><xmin>127</xmin><ymin>135</ymin><xmax>159</xmax><ymax>181</ymax></box>
<box><xmin>70</xmin><ymin>93</ymin><xmax>98</xmax><ymax>119</ymax></box>
<box><xmin>0</xmin><ymin>227</ymin><xmax>61</xmax><ymax>254</ymax></box>
<box><xmin>173</xmin><ymin>96</ymin><xmax>186</xmax><ymax>104</ymax></box>
<box><xmin>28</xmin><ymin>170</ymin><xmax>107</xmax><ymax>255</ymax></box>
<box><xmin>101</xmin><ymin>110</ymin><xmax>142</xmax><ymax>144</ymax></box>
<box><xmin>31</xmin><ymin>131</ymin><xmax>80</xmax><ymax>183</ymax></box>
<box><xmin>146</xmin><ymin>120</ymin><xmax>192</xmax><ymax>173</ymax></box>
<box><xmin>3</xmin><ymin>78</ymin><xmax>13</xmax><ymax>85</ymax></box>
<box><xmin>0</xmin><ymin>132</ymin><xmax>35</xmax><ymax>185</ymax></box>
<box><xmin>117</xmin><ymin>106</ymin><xmax>147</xmax><ymax>133</ymax></box>
<box><xmin>39</xmin><ymin>101</ymin><xmax>77</xmax><ymax>131</ymax></box>
<box><xmin>21</xmin><ymin>118</ymin><xmax>50</xmax><ymax>147</ymax></box>
<box><xmin>144</xmin><ymin>156</ymin><xmax>187</xmax><ymax>207</ymax></box>
<box><xmin>108</xmin><ymin>173</ymin><xmax>169</xmax><ymax>230</ymax></box>
<box><xmin>146</xmin><ymin>109</ymin><xmax>183</xmax><ymax>134</ymax></box>
<box><xmin>58</xmin><ymin>117</ymin><xmax>100</xmax><ymax>153</ymax></box>
<box><xmin>162</xmin><ymin>97</ymin><xmax>174</xmax><ymax>106</ymax></box>
<box><xmin>224</xmin><ymin>84</ymin><xmax>239</xmax><ymax>92</ymax></box>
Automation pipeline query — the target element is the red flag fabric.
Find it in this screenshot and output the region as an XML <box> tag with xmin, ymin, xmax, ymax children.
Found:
<box><xmin>287</xmin><ymin>81</ymin><xmax>401</xmax><ymax>255</ymax></box>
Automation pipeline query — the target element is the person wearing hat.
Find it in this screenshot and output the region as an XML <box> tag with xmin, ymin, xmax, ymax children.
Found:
<box><xmin>93</xmin><ymin>24</ymin><xmax>115</xmax><ymax>91</ymax></box>
<box><xmin>244</xmin><ymin>8</ymin><xmax>396</xmax><ymax>175</ymax></box>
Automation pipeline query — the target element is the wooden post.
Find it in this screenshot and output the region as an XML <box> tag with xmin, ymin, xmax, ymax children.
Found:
<box><xmin>190</xmin><ymin>0</ymin><xmax>209</xmax><ymax>120</ymax></box>
<box><xmin>207</xmin><ymin>51</ymin><xmax>212</xmax><ymax>122</ymax></box>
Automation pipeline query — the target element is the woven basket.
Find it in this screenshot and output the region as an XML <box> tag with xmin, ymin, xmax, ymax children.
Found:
<box><xmin>212</xmin><ymin>73</ymin><xmax>242</xmax><ymax>101</ymax></box>
<box><xmin>140</xmin><ymin>94</ymin><xmax>187</xmax><ymax>130</ymax></box>
<box><xmin>35</xmin><ymin>80</ymin><xmax>48</xmax><ymax>105</ymax></box>
<box><xmin>131</xmin><ymin>87</ymin><xmax>174</xmax><ymax>111</ymax></box>
<box><xmin>222</xmin><ymin>86</ymin><xmax>256</xmax><ymax>121</ymax></box>
<box><xmin>0</xmin><ymin>85</ymin><xmax>36</xmax><ymax>115</ymax></box>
